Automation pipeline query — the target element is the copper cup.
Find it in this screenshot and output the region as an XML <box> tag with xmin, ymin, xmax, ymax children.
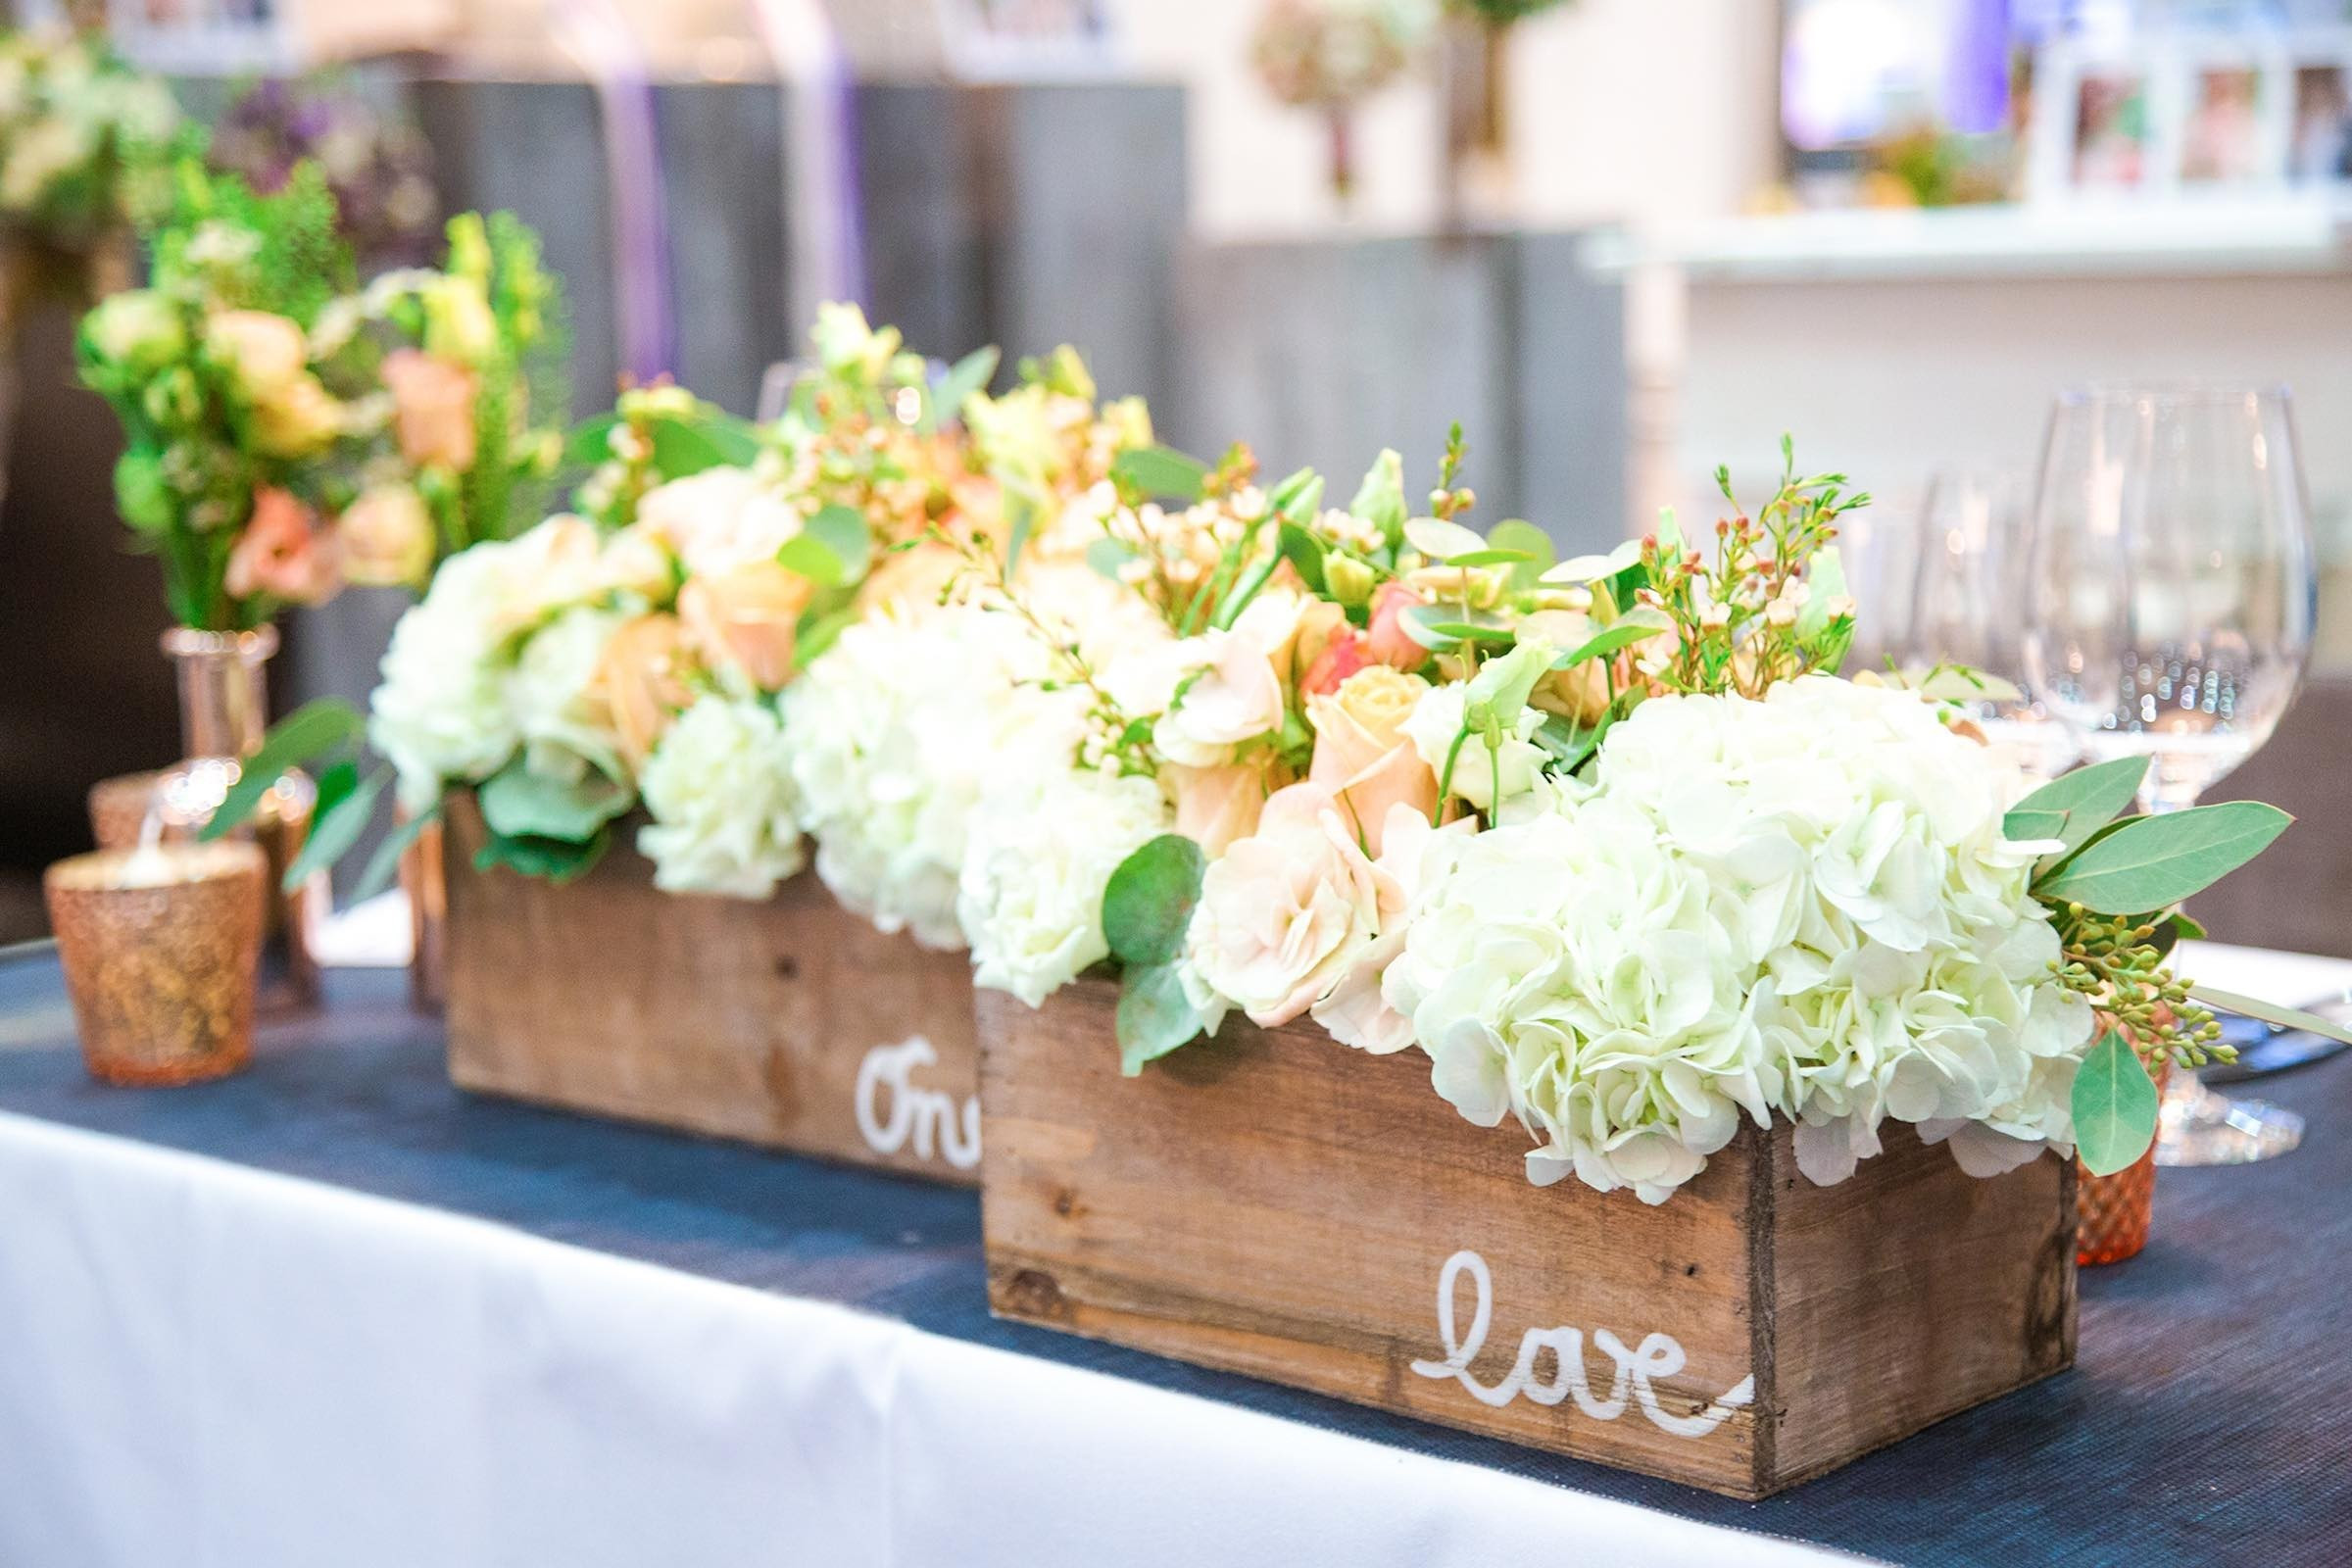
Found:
<box><xmin>44</xmin><ymin>842</ymin><xmax>268</xmax><ymax>1086</ymax></box>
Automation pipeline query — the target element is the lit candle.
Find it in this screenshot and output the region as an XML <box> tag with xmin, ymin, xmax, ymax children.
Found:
<box><xmin>43</xmin><ymin>840</ymin><xmax>267</xmax><ymax>1087</ymax></box>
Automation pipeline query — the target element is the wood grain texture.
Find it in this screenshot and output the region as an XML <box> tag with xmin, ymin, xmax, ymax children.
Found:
<box><xmin>978</xmin><ymin>977</ymin><xmax>2078</xmax><ymax>1497</ymax></box>
<box><xmin>443</xmin><ymin>795</ymin><xmax>980</xmax><ymax>1185</ymax></box>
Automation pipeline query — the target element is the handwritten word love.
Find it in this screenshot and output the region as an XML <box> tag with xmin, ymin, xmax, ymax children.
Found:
<box><xmin>1409</xmin><ymin>1250</ymin><xmax>1754</xmax><ymax>1438</ymax></box>
<box><xmin>855</xmin><ymin>1036</ymin><xmax>981</xmax><ymax>1170</ymax></box>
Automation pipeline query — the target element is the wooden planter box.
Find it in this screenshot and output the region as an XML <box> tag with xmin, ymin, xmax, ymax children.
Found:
<box><xmin>979</xmin><ymin>978</ymin><xmax>2078</xmax><ymax>1497</ymax></box>
<box><xmin>442</xmin><ymin>796</ymin><xmax>981</xmax><ymax>1184</ymax></box>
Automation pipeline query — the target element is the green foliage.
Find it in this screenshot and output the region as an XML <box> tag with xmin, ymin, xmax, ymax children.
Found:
<box><xmin>477</xmin><ymin>760</ymin><xmax>633</xmax><ymax>844</ymax></box>
<box><xmin>1347</xmin><ymin>448</ymin><xmax>1407</xmax><ymax>544</ymax></box>
<box><xmin>281</xmin><ymin>765</ymin><xmax>386</xmax><ymax>893</ymax></box>
<box><xmin>2036</xmin><ymin>803</ymin><xmax>2291</xmax><ymax>913</ymax></box>
<box><xmin>2006</xmin><ymin>757</ymin><xmax>2149</xmax><ymax>862</ymax></box>
<box><xmin>1117</xmin><ymin>961</ymin><xmax>1211</xmax><ymax>1076</ymax></box>
<box><xmin>200</xmin><ymin>699</ymin><xmax>366</xmax><ymax>840</ymax></box>
<box><xmin>2072</xmin><ymin>1030</ymin><xmax>2161</xmax><ymax>1176</ymax></box>
<box><xmin>352</xmin><ymin>799</ymin><xmax>441</xmax><ymax>905</ymax></box>
<box><xmin>1110</xmin><ymin>444</ymin><xmax>1210</xmax><ymax>505</ymax></box>
<box><xmin>474</xmin><ymin>824</ymin><xmax>610</xmax><ymax>883</ymax></box>
<box><xmin>925</xmin><ymin>346</ymin><xmax>1001</xmax><ymax>433</ymax></box>
<box><xmin>1101</xmin><ymin>834</ymin><xmax>1208</xmax><ymax>967</ymax></box>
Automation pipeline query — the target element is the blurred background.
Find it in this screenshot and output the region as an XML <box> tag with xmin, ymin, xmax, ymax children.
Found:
<box><xmin>3</xmin><ymin>0</ymin><xmax>2349</xmax><ymax>951</ymax></box>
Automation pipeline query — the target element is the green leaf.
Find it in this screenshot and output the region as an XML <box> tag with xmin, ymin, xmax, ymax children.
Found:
<box><xmin>477</xmin><ymin>762</ymin><xmax>634</xmax><ymax>845</ymax></box>
<box><xmin>280</xmin><ymin>767</ymin><xmax>385</xmax><ymax>893</ymax></box>
<box><xmin>2185</xmin><ymin>986</ymin><xmax>2352</xmax><ymax>1049</ymax></box>
<box><xmin>794</xmin><ymin>604</ymin><xmax>860</xmax><ymax>666</ymax></box>
<box><xmin>1484</xmin><ymin>519</ymin><xmax>1554</xmax><ymax>590</ymax></box>
<box><xmin>2009</xmin><ymin>757</ymin><xmax>2149</xmax><ymax>863</ymax></box>
<box><xmin>777</xmin><ymin>504</ymin><xmax>871</xmax><ymax>587</ymax></box>
<box><xmin>2072</xmin><ymin>1029</ymin><xmax>2160</xmax><ymax>1176</ymax></box>
<box><xmin>1794</xmin><ymin>544</ymin><xmax>1847</xmax><ymax>642</ymax></box>
<box><xmin>1533</xmin><ymin>710</ymin><xmax>1608</xmax><ymax>773</ymax></box>
<box><xmin>688</xmin><ymin>410</ymin><xmax>762</xmax><ymax>467</ymax></box>
<box><xmin>1117</xmin><ymin>960</ymin><xmax>1209</xmax><ymax>1076</ymax></box>
<box><xmin>564</xmin><ymin>413</ymin><xmax>619</xmax><ymax>467</ymax></box>
<box><xmin>1433</xmin><ymin>548</ymin><xmax>1536</xmax><ymax>568</ymax></box>
<box><xmin>474</xmin><ymin>825</ymin><xmax>610</xmax><ymax>884</ymax></box>
<box><xmin>1551</xmin><ymin>612</ymin><xmax>1671</xmax><ymax>668</ymax></box>
<box><xmin>201</xmin><ymin>699</ymin><xmax>366</xmax><ymax>841</ymax></box>
<box><xmin>645</xmin><ymin>416</ymin><xmax>735</xmax><ymax>479</ymax></box>
<box><xmin>2037</xmin><ymin>802</ymin><xmax>2291</xmax><ymax>913</ymax></box>
<box><xmin>352</xmin><ymin>795</ymin><xmax>439</xmax><ymax>905</ymax></box>
<box><xmin>1101</xmin><ymin>833</ymin><xmax>1207</xmax><ymax>967</ymax></box>
<box><xmin>1268</xmin><ymin>466</ymin><xmax>1323</xmax><ymax>524</ymax></box>
<box><xmin>1403</xmin><ymin>517</ymin><xmax>1489</xmax><ymax>563</ymax></box>
<box><xmin>1085</xmin><ymin>535</ymin><xmax>1138</xmax><ymax>581</ymax></box>
<box><xmin>927</xmin><ymin>345</ymin><xmax>1001</xmax><ymax>431</ymax></box>
<box><xmin>1466</xmin><ymin>637</ymin><xmax>1552</xmax><ymax>718</ymax></box>
<box><xmin>1212</xmin><ymin>551</ymin><xmax>1284</xmax><ymax>631</ymax></box>
<box><xmin>1401</xmin><ymin>606</ymin><xmax>1515</xmax><ymax>651</ymax></box>
<box><xmin>1003</xmin><ymin>489</ymin><xmax>1036</xmax><ymax>578</ymax></box>
<box><xmin>2002</xmin><ymin>808</ymin><xmax>2069</xmax><ymax>845</ymax></box>
<box><xmin>1111</xmin><ymin>445</ymin><xmax>1209</xmax><ymax>503</ymax></box>
<box><xmin>1348</xmin><ymin>449</ymin><xmax>1406</xmax><ymax>544</ymax></box>
<box><xmin>1276</xmin><ymin>521</ymin><xmax>1327</xmax><ymax>594</ymax></box>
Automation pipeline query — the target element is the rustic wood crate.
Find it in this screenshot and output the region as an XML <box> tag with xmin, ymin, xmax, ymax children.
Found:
<box><xmin>442</xmin><ymin>795</ymin><xmax>981</xmax><ymax>1184</ymax></box>
<box><xmin>979</xmin><ymin>977</ymin><xmax>2078</xmax><ymax>1497</ymax></box>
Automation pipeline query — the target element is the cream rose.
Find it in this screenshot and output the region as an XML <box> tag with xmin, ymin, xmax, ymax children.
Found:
<box><xmin>337</xmin><ymin>484</ymin><xmax>435</xmax><ymax>589</ymax></box>
<box><xmin>1306</xmin><ymin>665</ymin><xmax>1437</xmax><ymax>856</ymax></box>
<box><xmin>1184</xmin><ymin>781</ymin><xmax>1404</xmax><ymax>1027</ymax></box>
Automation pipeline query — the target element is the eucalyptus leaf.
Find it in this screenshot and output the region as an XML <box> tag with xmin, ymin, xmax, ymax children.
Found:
<box><xmin>1484</xmin><ymin>519</ymin><xmax>1554</xmax><ymax>589</ymax></box>
<box><xmin>1348</xmin><ymin>449</ymin><xmax>1406</xmax><ymax>543</ymax></box>
<box><xmin>201</xmin><ymin>698</ymin><xmax>366</xmax><ymax>841</ymax></box>
<box><xmin>1111</xmin><ymin>444</ymin><xmax>1209</xmax><ymax>503</ymax></box>
<box><xmin>644</xmin><ymin>416</ymin><xmax>733</xmax><ymax>479</ymax></box>
<box><xmin>1276</xmin><ymin>520</ymin><xmax>1328</xmax><ymax>594</ymax></box>
<box><xmin>1403</xmin><ymin>517</ymin><xmax>1489</xmax><ymax>563</ymax></box>
<box><xmin>1117</xmin><ymin>960</ymin><xmax>1207</xmax><ymax>1076</ymax></box>
<box><xmin>1552</xmin><ymin>611</ymin><xmax>1672</xmax><ymax>668</ymax></box>
<box><xmin>927</xmin><ymin>345</ymin><xmax>1000</xmax><ymax>431</ymax></box>
<box><xmin>2001</xmin><ymin>808</ymin><xmax>2069</xmax><ymax>846</ymax></box>
<box><xmin>564</xmin><ymin>413</ymin><xmax>619</xmax><ymax>467</ymax></box>
<box><xmin>1401</xmin><ymin>606</ymin><xmax>1515</xmax><ymax>651</ymax></box>
<box><xmin>478</xmin><ymin>762</ymin><xmax>634</xmax><ymax>845</ymax></box>
<box><xmin>1534</xmin><ymin>711</ymin><xmax>1609</xmax><ymax>773</ymax></box>
<box><xmin>2036</xmin><ymin>802</ymin><xmax>2290</xmax><ymax>913</ymax></box>
<box><xmin>352</xmin><ymin>796</ymin><xmax>439</xmax><ymax>905</ymax></box>
<box><xmin>2008</xmin><ymin>757</ymin><xmax>2149</xmax><ymax>863</ymax></box>
<box><xmin>774</xmin><ymin>535</ymin><xmax>847</xmax><ymax>587</ymax></box>
<box><xmin>805</xmin><ymin>504</ymin><xmax>871</xmax><ymax>569</ymax></box>
<box><xmin>281</xmin><ymin>767</ymin><xmax>385</xmax><ymax>893</ymax></box>
<box><xmin>474</xmin><ymin>825</ymin><xmax>610</xmax><ymax>884</ymax></box>
<box><xmin>1540</xmin><ymin>538</ymin><xmax>1642</xmax><ymax>586</ymax></box>
<box><xmin>2072</xmin><ymin>1029</ymin><xmax>2160</xmax><ymax>1176</ymax></box>
<box><xmin>1101</xmin><ymin>833</ymin><xmax>1207</xmax><ymax>967</ymax></box>
<box><xmin>1085</xmin><ymin>535</ymin><xmax>1138</xmax><ymax>581</ymax></box>
<box><xmin>2185</xmin><ymin>986</ymin><xmax>2352</xmax><ymax>1048</ymax></box>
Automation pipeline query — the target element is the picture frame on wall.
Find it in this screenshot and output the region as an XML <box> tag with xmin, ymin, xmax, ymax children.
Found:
<box><xmin>2029</xmin><ymin>28</ymin><xmax>2352</xmax><ymax>200</ymax></box>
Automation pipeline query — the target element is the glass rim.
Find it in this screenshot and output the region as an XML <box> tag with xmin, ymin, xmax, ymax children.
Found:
<box><xmin>2053</xmin><ymin>379</ymin><xmax>2294</xmax><ymax>411</ymax></box>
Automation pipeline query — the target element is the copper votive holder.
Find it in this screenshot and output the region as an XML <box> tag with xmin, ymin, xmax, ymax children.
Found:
<box><xmin>44</xmin><ymin>842</ymin><xmax>268</xmax><ymax>1087</ymax></box>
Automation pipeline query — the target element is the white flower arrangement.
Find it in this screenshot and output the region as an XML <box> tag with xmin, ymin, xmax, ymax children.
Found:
<box><xmin>637</xmin><ymin>695</ymin><xmax>804</xmax><ymax>899</ymax></box>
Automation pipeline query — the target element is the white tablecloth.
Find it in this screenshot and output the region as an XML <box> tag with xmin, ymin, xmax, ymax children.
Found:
<box><xmin>1</xmin><ymin>942</ymin><xmax>2331</xmax><ymax>1568</ymax></box>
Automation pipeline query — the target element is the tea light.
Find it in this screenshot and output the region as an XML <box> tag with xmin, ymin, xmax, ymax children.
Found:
<box><xmin>43</xmin><ymin>839</ymin><xmax>268</xmax><ymax>1087</ymax></box>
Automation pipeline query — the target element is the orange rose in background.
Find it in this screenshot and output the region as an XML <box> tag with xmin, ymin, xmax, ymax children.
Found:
<box><xmin>1164</xmin><ymin>760</ymin><xmax>1274</xmax><ymax>858</ymax></box>
<box><xmin>1299</xmin><ymin>625</ymin><xmax>1371</xmax><ymax>697</ymax></box>
<box><xmin>596</xmin><ymin>613</ymin><xmax>696</xmax><ymax>770</ymax></box>
<box><xmin>679</xmin><ymin>561</ymin><xmax>813</xmax><ymax>694</ymax></box>
<box><xmin>1306</xmin><ymin>665</ymin><xmax>1437</xmax><ymax>856</ymax></box>
<box><xmin>383</xmin><ymin>348</ymin><xmax>479</xmax><ymax>470</ymax></box>
<box><xmin>225</xmin><ymin>488</ymin><xmax>341</xmax><ymax>607</ymax></box>
<box><xmin>336</xmin><ymin>484</ymin><xmax>436</xmax><ymax>589</ymax></box>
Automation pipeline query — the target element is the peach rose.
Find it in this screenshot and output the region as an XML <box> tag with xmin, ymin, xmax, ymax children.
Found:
<box><xmin>225</xmin><ymin>488</ymin><xmax>340</xmax><ymax>607</ymax></box>
<box><xmin>204</xmin><ymin>310</ymin><xmax>307</xmax><ymax>401</ymax></box>
<box><xmin>595</xmin><ymin>613</ymin><xmax>696</xmax><ymax>770</ymax></box>
<box><xmin>383</xmin><ymin>348</ymin><xmax>478</xmax><ymax>470</ymax></box>
<box><xmin>1366</xmin><ymin>580</ymin><xmax>1431</xmax><ymax>669</ymax></box>
<box><xmin>1305</xmin><ymin>665</ymin><xmax>1437</xmax><ymax>856</ymax></box>
<box><xmin>679</xmin><ymin>561</ymin><xmax>812</xmax><ymax>694</ymax></box>
<box><xmin>1183</xmin><ymin>780</ymin><xmax>1404</xmax><ymax>1028</ymax></box>
<box><xmin>336</xmin><ymin>484</ymin><xmax>436</xmax><ymax>589</ymax></box>
<box><xmin>1310</xmin><ymin>805</ymin><xmax>1474</xmax><ymax>1054</ymax></box>
<box><xmin>1163</xmin><ymin>760</ymin><xmax>1270</xmax><ymax>858</ymax></box>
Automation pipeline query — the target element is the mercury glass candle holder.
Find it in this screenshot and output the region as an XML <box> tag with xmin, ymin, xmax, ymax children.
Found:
<box><xmin>44</xmin><ymin>841</ymin><xmax>268</xmax><ymax>1087</ymax></box>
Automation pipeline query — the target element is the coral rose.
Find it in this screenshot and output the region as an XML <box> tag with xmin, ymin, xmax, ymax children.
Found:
<box><xmin>225</xmin><ymin>488</ymin><xmax>340</xmax><ymax>607</ymax></box>
<box><xmin>1366</xmin><ymin>580</ymin><xmax>1430</xmax><ymax>669</ymax></box>
<box><xmin>383</xmin><ymin>348</ymin><xmax>478</xmax><ymax>470</ymax></box>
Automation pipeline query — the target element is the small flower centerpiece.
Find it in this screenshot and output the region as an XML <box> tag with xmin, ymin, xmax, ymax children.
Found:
<box><xmin>968</xmin><ymin>432</ymin><xmax>2351</xmax><ymax>1494</ymax></box>
<box><xmin>0</xmin><ymin>24</ymin><xmax>180</xmax><ymax>311</ymax></box>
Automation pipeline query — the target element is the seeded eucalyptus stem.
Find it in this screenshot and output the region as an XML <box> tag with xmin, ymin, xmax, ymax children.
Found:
<box><xmin>2051</xmin><ymin>903</ymin><xmax>2231</xmax><ymax>1071</ymax></box>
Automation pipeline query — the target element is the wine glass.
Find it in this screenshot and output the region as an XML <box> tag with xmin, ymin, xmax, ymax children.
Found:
<box><xmin>2021</xmin><ymin>382</ymin><xmax>2318</xmax><ymax>1165</ymax></box>
<box><xmin>1908</xmin><ymin>470</ymin><xmax>2080</xmax><ymax>784</ymax></box>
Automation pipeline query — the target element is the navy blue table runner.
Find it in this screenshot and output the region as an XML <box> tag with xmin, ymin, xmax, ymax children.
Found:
<box><xmin>2</xmin><ymin>956</ymin><xmax>2343</xmax><ymax>1567</ymax></box>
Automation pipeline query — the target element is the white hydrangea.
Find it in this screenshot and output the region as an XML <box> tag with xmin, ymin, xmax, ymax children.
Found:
<box><xmin>369</xmin><ymin>517</ymin><xmax>640</xmax><ymax>809</ymax></box>
<box><xmin>959</xmin><ymin>764</ymin><xmax>1172</xmax><ymax>1006</ymax></box>
<box><xmin>631</xmin><ymin>466</ymin><xmax>802</xmax><ymax>577</ymax></box>
<box><xmin>636</xmin><ymin>696</ymin><xmax>805</xmax><ymax>899</ymax></box>
<box><xmin>1386</xmin><ymin>675</ymin><xmax>2093</xmax><ymax>1202</ymax></box>
<box><xmin>786</xmin><ymin>602</ymin><xmax>1084</xmax><ymax>950</ymax></box>
<box><xmin>507</xmin><ymin>605</ymin><xmax>629</xmax><ymax>787</ymax></box>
